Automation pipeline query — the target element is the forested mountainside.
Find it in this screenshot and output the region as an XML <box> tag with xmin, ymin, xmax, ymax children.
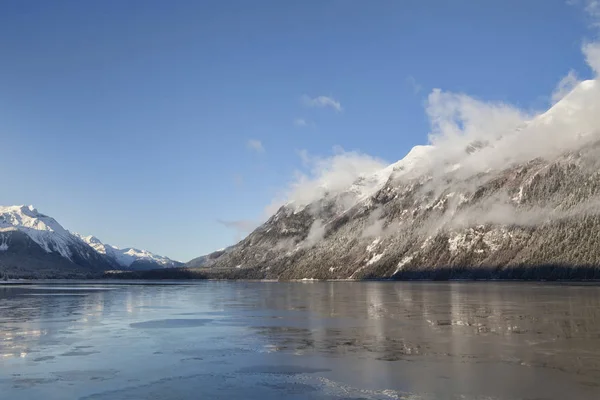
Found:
<box><xmin>187</xmin><ymin>80</ymin><xmax>600</xmax><ymax>280</ymax></box>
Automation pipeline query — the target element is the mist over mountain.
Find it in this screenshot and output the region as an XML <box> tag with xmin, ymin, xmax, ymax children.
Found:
<box><xmin>189</xmin><ymin>74</ymin><xmax>600</xmax><ymax>280</ymax></box>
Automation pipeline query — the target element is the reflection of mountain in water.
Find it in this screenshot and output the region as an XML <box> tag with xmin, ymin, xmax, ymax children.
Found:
<box><xmin>242</xmin><ymin>283</ymin><xmax>600</xmax><ymax>387</ymax></box>
<box><xmin>2</xmin><ymin>282</ymin><xmax>600</xmax><ymax>399</ymax></box>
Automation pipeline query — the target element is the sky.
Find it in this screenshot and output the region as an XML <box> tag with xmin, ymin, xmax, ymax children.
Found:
<box><xmin>0</xmin><ymin>0</ymin><xmax>598</xmax><ymax>262</ymax></box>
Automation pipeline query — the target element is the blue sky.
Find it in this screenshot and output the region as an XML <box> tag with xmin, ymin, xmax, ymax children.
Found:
<box><xmin>0</xmin><ymin>0</ymin><xmax>597</xmax><ymax>261</ymax></box>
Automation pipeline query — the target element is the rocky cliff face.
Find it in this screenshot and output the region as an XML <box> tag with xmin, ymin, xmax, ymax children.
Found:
<box><xmin>191</xmin><ymin>80</ymin><xmax>600</xmax><ymax>280</ymax></box>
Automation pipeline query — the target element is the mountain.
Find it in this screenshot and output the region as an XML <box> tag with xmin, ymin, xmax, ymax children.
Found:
<box><xmin>74</xmin><ymin>234</ymin><xmax>183</xmax><ymax>270</ymax></box>
<box><xmin>0</xmin><ymin>205</ymin><xmax>112</xmax><ymax>278</ymax></box>
<box><xmin>0</xmin><ymin>205</ymin><xmax>180</xmax><ymax>278</ymax></box>
<box><xmin>185</xmin><ymin>247</ymin><xmax>230</xmax><ymax>269</ymax></box>
<box><xmin>189</xmin><ymin>79</ymin><xmax>600</xmax><ymax>280</ymax></box>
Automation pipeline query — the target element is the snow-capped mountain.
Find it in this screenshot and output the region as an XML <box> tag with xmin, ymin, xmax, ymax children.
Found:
<box><xmin>0</xmin><ymin>205</ymin><xmax>113</xmax><ymax>277</ymax></box>
<box><xmin>74</xmin><ymin>233</ymin><xmax>182</xmax><ymax>270</ymax></box>
<box><xmin>0</xmin><ymin>205</ymin><xmax>86</xmax><ymax>261</ymax></box>
<box><xmin>188</xmin><ymin>79</ymin><xmax>600</xmax><ymax>280</ymax></box>
<box><xmin>0</xmin><ymin>205</ymin><xmax>180</xmax><ymax>278</ymax></box>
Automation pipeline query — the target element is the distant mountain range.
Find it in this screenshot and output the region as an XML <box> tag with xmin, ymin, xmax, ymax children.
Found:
<box><xmin>0</xmin><ymin>205</ymin><xmax>181</xmax><ymax>278</ymax></box>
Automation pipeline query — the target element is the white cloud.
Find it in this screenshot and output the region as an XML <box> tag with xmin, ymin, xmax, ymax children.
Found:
<box><xmin>425</xmin><ymin>88</ymin><xmax>530</xmax><ymax>170</ymax></box>
<box><xmin>247</xmin><ymin>139</ymin><xmax>265</xmax><ymax>153</ymax></box>
<box><xmin>255</xmin><ymin>3</ymin><xmax>600</xmax><ymax>239</ymax></box>
<box><xmin>574</xmin><ymin>0</ymin><xmax>600</xmax><ymax>75</ymax></box>
<box><xmin>302</xmin><ymin>219</ymin><xmax>326</xmax><ymax>247</ymax></box>
<box><xmin>551</xmin><ymin>70</ymin><xmax>580</xmax><ymax>104</ymax></box>
<box><xmin>293</xmin><ymin>118</ymin><xmax>308</xmax><ymax>127</ymax></box>
<box><xmin>585</xmin><ymin>0</ymin><xmax>600</xmax><ymax>26</ymax></box>
<box><xmin>568</xmin><ymin>0</ymin><xmax>600</xmax><ymax>24</ymax></box>
<box><xmin>301</xmin><ymin>95</ymin><xmax>343</xmax><ymax>112</ymax></box>
<box><xmin>583</xmin><ymin>41</ymin><xmax>600</xmax><ymax>75</ymax></box>
<box><xmin>267</xmin><ymin>147</ymin><xmax>388</xmax><ymax>214</ymax></box>
<box><xmin>422</xmin><ymin>72</ymin><xmax>600</xmax><ymax>182</ymax></box>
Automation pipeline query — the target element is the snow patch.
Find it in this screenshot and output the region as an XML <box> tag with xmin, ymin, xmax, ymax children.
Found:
<box><xmin>483</xmin><ymin>229</ymin><xmax>507</xmax><ymax>252</ymax></box>
<box><xmin>421</xmin><ymin>236</ymin><xmax>433</xmax><ymax>250</ymax></box>
<box><xmin>366</xmin><ymin>238</ymin><xmax>380</xmax><ymax>253</ymax></box>
<box><xmin>367</xmin><ymin>252</ymin><xmax>384</xmax><ymax>266</ymax></box>
<box><xmin>447</xmin><ymin>227</ymin><xmax>507</xmax><ymax>255</ymax></box>
<box><xmin>393</xmin><ymin>255</ymin><xmax>414</xmax><ymax>275</ymax></box>
<box><xmin>448</xmin><ymin>231</ymin><xmax>473</xmax><ymax>255</ymax></box>
<box><xmin>512</xmin><ymin>186</ymin><xmax>524</xmax><ymax>204</ymax></box>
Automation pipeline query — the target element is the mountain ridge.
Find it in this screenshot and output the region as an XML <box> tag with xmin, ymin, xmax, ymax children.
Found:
<box><xmin>184</xmin><ymin>79</ymin><xmax>600</xmax><ymax>280</ymax></box>
<box><xmin>0</xmin><ymin>205</ymin><xmax>181</xmax><ymax>278</ymax></box>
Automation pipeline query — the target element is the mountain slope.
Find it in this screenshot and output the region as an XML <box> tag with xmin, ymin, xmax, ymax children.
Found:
<box><xmin>0</xmin><ymin>205</ymin><xmax>112</xmax><ymax>277</ymax></box>
<box><xmin>0</xmin><ymin>205</ymin><xmax>180</xmax><ymax>278</ymax></box>
<box><xmin>186</xmin><ymin>247</ymin><xmax>230</xmax><ymax>269</ymax></box>
<box><xmin>190</xmin><ymin>80</ymin><xmax>600</xmax><ymax>280</ymax></box>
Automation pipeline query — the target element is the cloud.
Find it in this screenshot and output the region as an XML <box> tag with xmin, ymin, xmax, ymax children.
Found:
<box><xmin>423</xmin><ymin>88</ymin><xmax>531</xmax><ymax>177</ymax></box>
<box><xmin>574</xmin><ymin>1</ymin><xmax>600</xmax><ymax>75</ymax></box>
<box><xmin>551</xmin><ymin>70</ymin><xmax>580</xmax><ymax>104</ymax></box>
<box><xmin>301</xmin><ymin>95</ymin><xmax>343</xmax><ymax>112</ymax></box>
<box><xmin>361</xmin><ymin>208</ymin><xmax>386</xmax><ymax>238</ymax></box>
<box><xmin>406</xmin><ymin>75</ymin><xmax>422</xmax><ymax>94</ymax></box>
<box><xmin>584</xmin><ymin>0</ymin><xmax>600</xmax><ymax>27</ymax></box>
<box><xmin>568</xmin><ymin>0</ymin><xmax>600</xmax><ymax>24</ymax></box>
<box><xmin>256</xmin><ymin>3</ymin><xmax>600</xmax><ymax>246</ymax></box>
<box><xmin>426</xmin><ymin>89</ymin><xmax>529</xmax><ymax>148</ymax></box>
<box><xmin>420</xmin><ymin>70</ymin><xmax>600</xmax><ymax>183</ymax></box>
<box><xmin>293</xmin><ymin>118</ymin><xmax>308</xmax><ymax>127</ymax></box>
<box><xmin>267</xmin><ymin>147</ymin><xmax>388</xmax><ymax>214</ymax></box>
<box><xmin>247</xmin><ymin>139</ymin><xmax>265</xmax><ymax>153</ymax></box>
<box><xmin>583</xmin><ymin>42</ymin><xmax>600</xmax><ymax>75</ymax></box>
<box><xmin>302</xmin><ymin>219</ymin><xmax>326</xmax><ymax>247</ymax></box>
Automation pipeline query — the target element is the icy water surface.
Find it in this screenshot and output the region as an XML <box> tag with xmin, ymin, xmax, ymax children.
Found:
<box><xmin>1</xmin><ymin>281</ymin><xmax>600</xmax><ymax>399</ymax></box>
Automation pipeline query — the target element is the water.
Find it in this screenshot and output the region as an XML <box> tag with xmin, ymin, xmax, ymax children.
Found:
<box><xmin>1</xmin><ymin>281</ymin><xmax>600</xmax><ymax>399</ymax></box>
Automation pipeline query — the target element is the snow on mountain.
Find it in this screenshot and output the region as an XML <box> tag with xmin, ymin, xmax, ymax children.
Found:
<box><xmin>0</xmin><ymin>205</ymin><xmax>84</xmax><ymax>260</ymax></box>
<box><xmin>74</xmin><ymin>233</ymin><xmax>181</xmax><ymax>269</ymax></box>
<box><xmin>535</xmin><ymin>79</ymin><xmax>597</xmax><ymax>126</ymax></box>
<box><xmin>0</xmin><ymin>205</ymin><xmax>180</xmax><ymax>274</ymax></box>
<box><xmin>284</xmin><ymin>145</ymin><xmax>437</xmax><ymax>218</ymax></box>
<box><xmin>348</xmin><ymin>145</ymin><xmax>435</xmax><ymax>202</ymax></box>
<box><xmin>184</xmin><ymin>78</ymin><xmax>600</xmax><ymax>280</ymax></box>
